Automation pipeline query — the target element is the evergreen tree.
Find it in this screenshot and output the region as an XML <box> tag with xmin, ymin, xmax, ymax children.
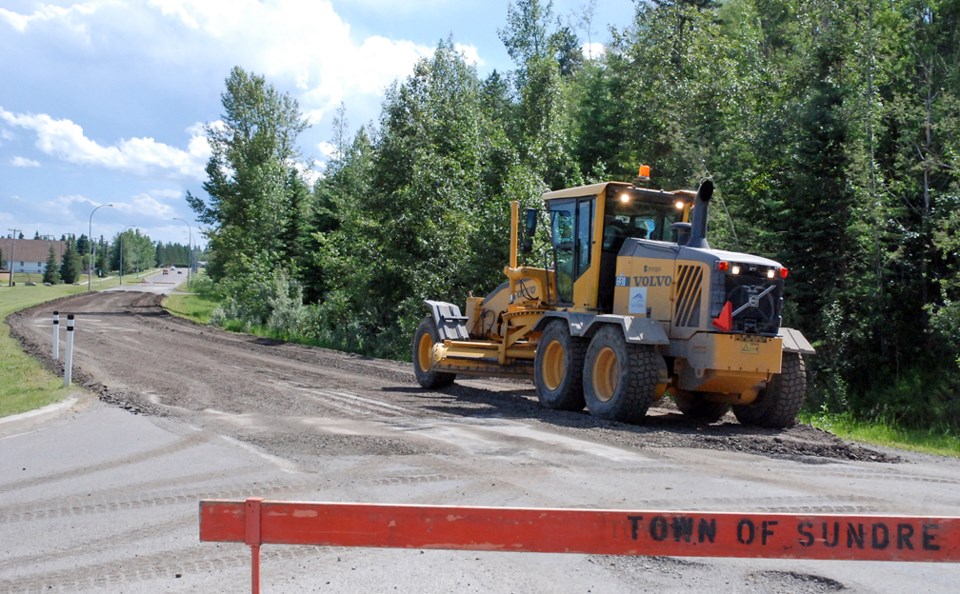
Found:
<box><xmin>59</xmin><ymin>237</ymin><xmax>82</xmax><ymax>284</ymax></box>
<box><xmin>42</xmin><ymin>245</ymin><xmax>59</xmax><ymax>284</ymax></box>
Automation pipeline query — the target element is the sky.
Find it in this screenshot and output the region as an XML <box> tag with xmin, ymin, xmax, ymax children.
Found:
<box><xmin>0</xmin><ymin>0</ymin><xmax>636</xmax><ymax>248</ymax></box>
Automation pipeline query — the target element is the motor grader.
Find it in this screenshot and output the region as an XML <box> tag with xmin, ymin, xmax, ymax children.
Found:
<box><xmin>413</xmin><ymin>169</ymin><xmax>814</xmax><ymax>427</ymax></box>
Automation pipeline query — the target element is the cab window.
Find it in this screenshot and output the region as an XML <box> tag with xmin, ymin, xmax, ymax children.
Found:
<box><xmin>549</xmin><ymin>198</ymin><xmax>594</xmax><ymax>304</ymax></box>
<box><xmin>604</xmin><ymin>202</ymin><xmax>680</xmax><ymax>242</ymax></box>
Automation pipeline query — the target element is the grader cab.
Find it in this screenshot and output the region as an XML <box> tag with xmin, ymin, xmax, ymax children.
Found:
<box><xmin>413</xmin><ymin>170</ymin><xmax>814</xmax><ymax>428</ymax></box>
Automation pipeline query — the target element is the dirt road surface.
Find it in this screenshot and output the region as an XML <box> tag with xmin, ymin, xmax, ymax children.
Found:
<box><xmin>2</xmin><ymin>288</ymin><xmax>959</xmax><ymax>592</ymax></box>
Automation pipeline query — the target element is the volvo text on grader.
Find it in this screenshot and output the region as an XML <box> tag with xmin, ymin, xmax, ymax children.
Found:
<box><xmin>413</xmin><ymin>167</ymin><xmax>814</xmax><ymax>428</ymax></box>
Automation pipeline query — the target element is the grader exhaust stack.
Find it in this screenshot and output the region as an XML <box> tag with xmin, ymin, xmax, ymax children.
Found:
<box><xmin>686</xmin><ymin>179</ymin><xmax>713</xmax><ymax>250</ymax></box>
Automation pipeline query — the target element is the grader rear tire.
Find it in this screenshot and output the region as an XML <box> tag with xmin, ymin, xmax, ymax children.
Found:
<box><xmin>733</xmin><ymin>352</ymin><xmax>806</xmax><ymax>428</ymax></box>
<box><xmin>534</xmin><ymin>321</ymin><xmax>586</xmax><ymax>411</ymax></box>
<box><xmin>412</xmin><ymin>316</ymin><xmax>456</xmax><ymax>389</ymax></box>
<box><xmin>583</xmin><ymin>325</ymin><xmax>666</xmax><ymax>423</ymax></box>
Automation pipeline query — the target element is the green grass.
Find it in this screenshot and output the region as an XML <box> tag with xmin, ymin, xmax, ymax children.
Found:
<box><xmin>162</xmin><ymin>272</ymin><xmax>220</xmax><ymax>324</ymax></box>
<box><xmin>801</xmin><ymin>411</ymin><xmax>960</xmax><ymax>459</ymax></box>
<box><xmin>0</xmin><ymin>282</ymin><xmax>89</xmax><ymax>417</ymax></box>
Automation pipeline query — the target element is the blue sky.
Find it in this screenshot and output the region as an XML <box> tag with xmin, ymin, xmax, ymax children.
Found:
<box><xmin>0</xmin><ymin>0</ymin><xmax>635</xmax><ymax>247</ymax></box>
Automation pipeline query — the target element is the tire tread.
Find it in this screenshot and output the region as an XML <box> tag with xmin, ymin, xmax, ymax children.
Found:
<box><xmin>733</xmin><ymin>353</ymin><xmax>806</xmax><ymax>428</ymax></box>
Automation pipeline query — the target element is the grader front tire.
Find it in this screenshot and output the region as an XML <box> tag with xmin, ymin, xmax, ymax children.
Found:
<box><xmin>733</xmin><ymin>352</ymin><xmax>807</xmax><ymax>428</ymax></box>
<box><xmin>534</xmin><ymin>321</ymin><xmax>586</xmax><ymax>411</ymax></box>
<box><xmin>412</xmin><ymin>316</ymin><xmax>456</xmax><ymax>389</ymax></box>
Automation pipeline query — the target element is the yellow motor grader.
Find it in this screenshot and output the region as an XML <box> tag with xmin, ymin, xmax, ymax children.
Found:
<box><xmin>413</xmin><ymin>169</ymin><xmax>814</xmax><ymax>427</ymax></box>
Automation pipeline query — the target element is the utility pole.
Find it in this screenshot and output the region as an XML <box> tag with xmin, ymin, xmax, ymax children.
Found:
<box><xmin>6</xmin><ymin>228</ymin><xmax>20</xmax><ymax>286</ymax></box>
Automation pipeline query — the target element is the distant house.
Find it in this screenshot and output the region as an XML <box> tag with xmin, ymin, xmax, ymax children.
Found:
<box><xmin>0</xmin><ymin>238</ymin><xmax>67</xmax><ymax>274</ymax></box>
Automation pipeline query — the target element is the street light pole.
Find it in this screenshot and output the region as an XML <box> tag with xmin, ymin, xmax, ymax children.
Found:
<box><xmin>173</xmin><ymin>217</ymin><xmax>193</xmax><ymax>286</ymax></box>
<box><xmin>88</xmin><ymin>203</ymin><xmax>114</xmax><ymax>291</ymax></box>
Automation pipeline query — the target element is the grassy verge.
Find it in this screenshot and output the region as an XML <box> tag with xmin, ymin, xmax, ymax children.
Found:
<box><xmin>162</xmin><ymin>272</ymin><xmax>220</xmax><ymax>324</ymax></box>
<box><xmin>1</xmin><ymin>283</ymin><xmax>89</xmax><ymax>417</ymax></box>
<box><xmin>800</xmin><ymin>411</ymin><xmax>960</xmax><ymax>459</ymax></box>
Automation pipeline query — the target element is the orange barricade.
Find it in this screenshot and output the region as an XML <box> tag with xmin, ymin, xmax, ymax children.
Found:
<box><xmin>199</xmin><ymin>498</ymin><xmax>960</xmax><ymax>593</ymax></box>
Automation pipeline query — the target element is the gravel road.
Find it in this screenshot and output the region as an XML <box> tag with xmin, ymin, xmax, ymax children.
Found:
<box><xmin>3</xmin><ymin>288</ymin><xmax>958</xmax><ymax>592</ymax></box>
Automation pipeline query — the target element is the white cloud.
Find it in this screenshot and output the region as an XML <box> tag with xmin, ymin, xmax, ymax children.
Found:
<box><xmin>121</xmin><ymin>192</ymin><xmax>177</xmax><ymax>218</ymax></box>
<box><xmin>455</xmin><ymin>43</ymin><xmax>483</xmax><ymax>67</ymax></box>
<box><xmin>317</xmin><ymin>141</ymin><xmax>337</xmax><ymax>160</ymax></box>
<box><xmin>0</xmin><ymin>107</ymin><xmax>208</xmax><ymax>179</ymax></box>
<box><xmin>144</xmin><ymin>0</ymin><xmax>434</xmax><ymax>121</ymax></box>
<box><xmin>293</xmin><ymin>159</ymin><xmax>323</xmax><ymax>187</ymax></box>
<box><xmin>340</xmin><ymin>0</ymin><xmax>450</xmax><ymax>10</ymax></box>
<box><xmin>41</xmin><ymin>193</ymin><xmax>94</xmax><ymax>215</ymax></box>
<box><xmin>582</xmin><ymin>42</ymin><xmax>605</xmax><ymax>60</ymax></box>
<box><xmin>0</xmin><ymin>2</ymin><xmax>102</xmax><ymax>34</ymax></box>
<box><xmin>3</xmin><ymin>1</ymin><xmax>477</xmax><ymax>133</ymax></box>
<box><xmin>10</xmin><ymin>156</ymin><xmax>40</xmax><ymax>168</ymax></box>
<box><xmin>147</xmin><ymin>188</ymin><xmax>185</xmax><ymax>201</ymax></box>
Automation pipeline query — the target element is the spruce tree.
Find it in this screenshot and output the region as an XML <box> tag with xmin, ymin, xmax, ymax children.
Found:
<box><xmin>42</xmin><ymin>245</ymin><xmax>59</xmax><ymax>284</ymax></box>
<box><xmin>59</xmin><ymin>238</ymin><xmax>82</xmax><ymax>284</ymax></box>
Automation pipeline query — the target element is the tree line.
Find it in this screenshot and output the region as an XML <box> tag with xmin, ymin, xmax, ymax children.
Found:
<box><xmin>189</xmin><ymin>0</ymin><xmax>960</xmax><ymax>430</ymax></box>
<box><xmin>32</xmin><ymin>233</ymin><xmax>191</xmax><ymax>284</ymax></box>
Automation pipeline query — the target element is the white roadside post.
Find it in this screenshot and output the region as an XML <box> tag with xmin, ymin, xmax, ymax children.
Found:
<box><xmin>63</xmin><ymin>314</ymin><xmax>75</xmax><ymax>387</ymax></box>
<box><xmin>52</xmin><ymin>310</ymin><xmax>60</xmax><ymax>360</ymax></box>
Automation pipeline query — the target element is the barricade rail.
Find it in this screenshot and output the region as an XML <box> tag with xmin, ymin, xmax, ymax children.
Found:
<box><xmin>199</xmin><ymin>498</ymin><xmax>960</xmax><ymax>593</ymax></box>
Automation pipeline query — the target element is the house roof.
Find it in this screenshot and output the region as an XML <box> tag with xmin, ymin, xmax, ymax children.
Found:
<box><xmin>0</xmin><ymin>238</ymin><xmax>68</xmax><ymax>264</ymax></box>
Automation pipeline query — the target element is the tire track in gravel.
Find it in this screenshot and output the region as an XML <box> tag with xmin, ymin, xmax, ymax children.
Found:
<box><xmin>0</xmin><ymin>477</ymin><xmax>318</xmax><ymax>526</ymax></box>
<box><xmin>0</xmin><ymin>432</ymin><xmax>213</xmax><ymax>495</ymax></box>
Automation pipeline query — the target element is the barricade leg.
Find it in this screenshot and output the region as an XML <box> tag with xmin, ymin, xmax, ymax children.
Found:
<box><xmin>250</xmin><ymin>544</ymin><xmax>260</xmax><ymax>594</ymax></box>
<box><xmin>245</xmin><ymin>498</ymin><xmax>263</xmax><ymax>594</ymax></box>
